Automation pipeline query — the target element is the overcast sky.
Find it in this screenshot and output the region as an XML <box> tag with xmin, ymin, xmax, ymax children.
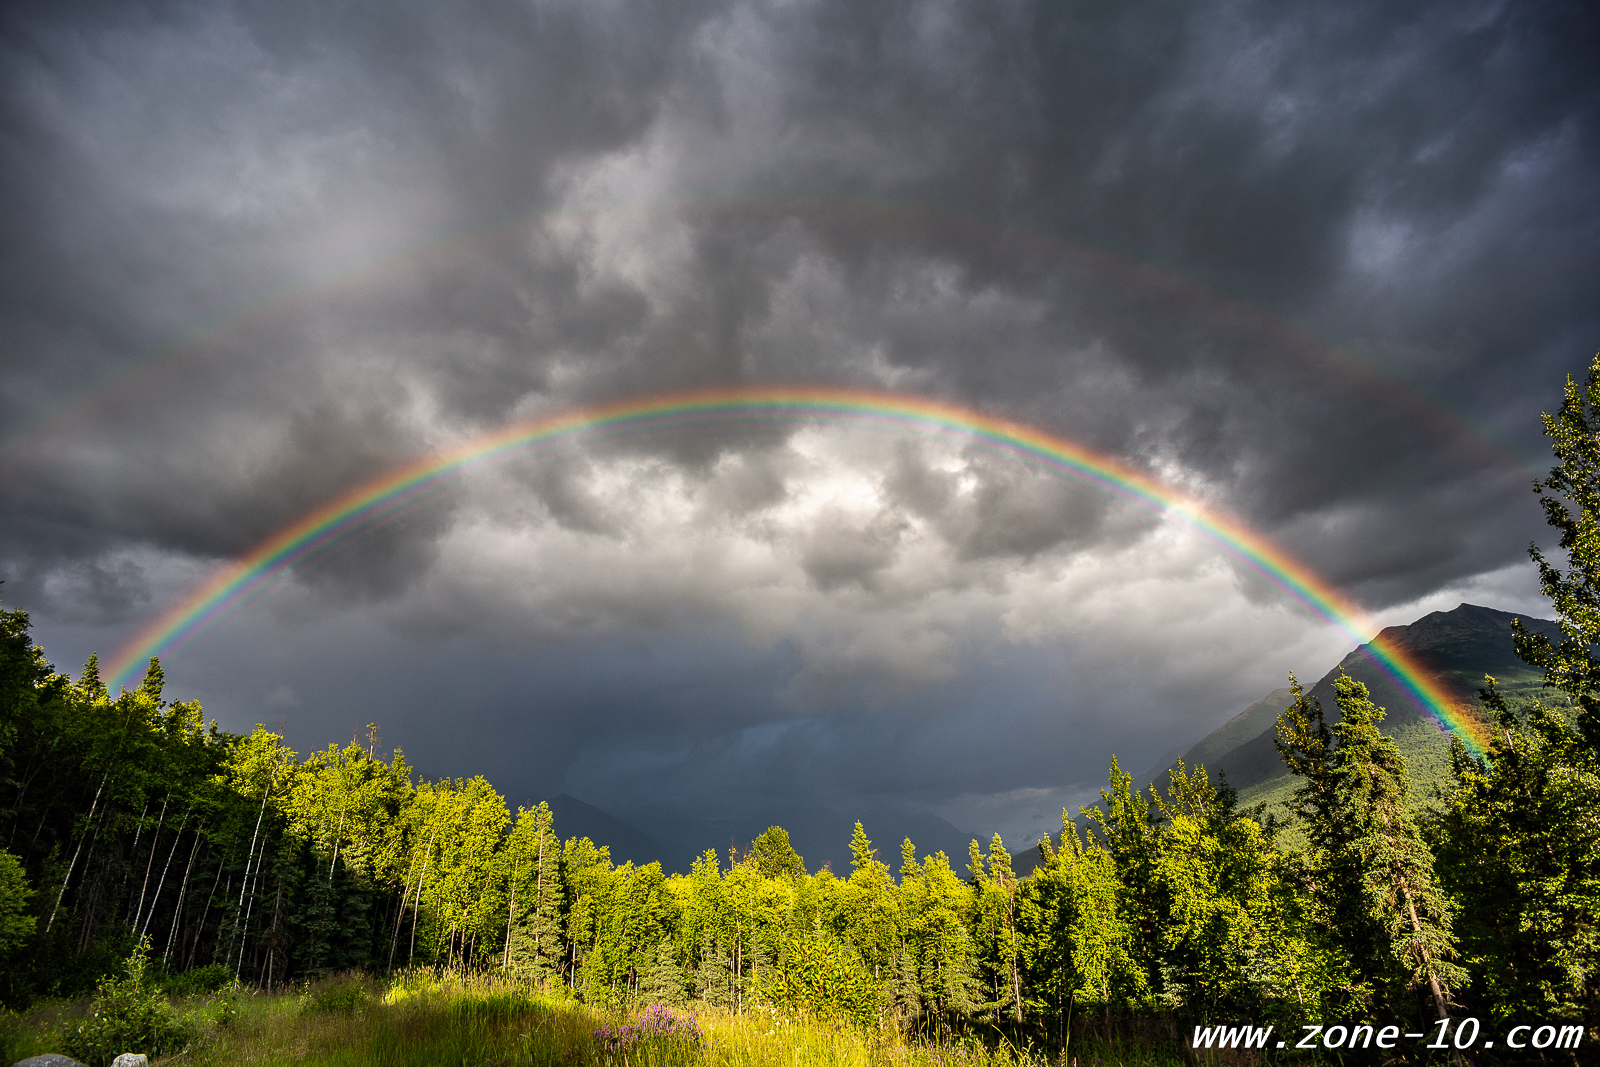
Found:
<box><xmin>2</xmin><ymin>0</ymin><xmax>1596</xmax><ymax>866</ymax></box>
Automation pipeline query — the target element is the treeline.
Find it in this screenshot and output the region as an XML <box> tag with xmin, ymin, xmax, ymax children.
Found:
<box><xmin>2</xmin><ymin>361</ymin><xmax>1600</xmax><ymax>1051</ymax></box>
<box><xmin>1</xmin><ymin>606</ymin><xmax>1596</xmax><ymax>1046</ymax></box>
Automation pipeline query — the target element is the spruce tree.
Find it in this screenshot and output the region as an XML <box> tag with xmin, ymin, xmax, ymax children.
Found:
<box><xmin>1430</xmin><ymin>358</ymin><xmax>1600</xmax><ymax>1028</ymax></box>
<box><xmin>505</xmin><ymin>803</ymin><xmax>563</xmax><ymax>981</ymax></box>
<box><xmin>1276</xmin><ymin>673</ymin><xmax>1463</xmax><ymax>1021</ymax></box>
<box><xmin>840</xmin><ymin>822</ymin><xmax>899</xmax><ymax>978</ymax></box>
<box><xmin>747</xmin><ymin>826</ymin><xmax>806</xmax><ymax>880</ymax></box>
<box><xmin>1512</xmin><ymin>353</ymin><xmax>1600</xmax><ymax>753</ymax></box>
<box><xmin>640</xmin><ymin>938</ymin><xmax>688</xmax><ymax>1005</ymax></box>
<box><xmin>1435</xmin><ymin>679</ymin><xmax>1600</xmax><ymax>1024</ymax></box>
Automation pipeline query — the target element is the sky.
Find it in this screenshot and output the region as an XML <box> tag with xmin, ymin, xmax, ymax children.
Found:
<box><xmin>2</xmin><ymin>0</ymin><xmax>1597</xmax><ymax>869</ymax></box>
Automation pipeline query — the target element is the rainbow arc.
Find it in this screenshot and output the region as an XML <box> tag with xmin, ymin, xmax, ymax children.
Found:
<box><xmin>106</xmin><ymin>386</ymin><xmax>1489</xmax><ymax>754</ymax></box>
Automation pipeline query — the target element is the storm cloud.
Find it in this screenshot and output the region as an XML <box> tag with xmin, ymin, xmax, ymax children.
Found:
<box><xmin>2</xmin><ymin>0</ymin><xmax>1595</xmax><ymax>861</ymax></box>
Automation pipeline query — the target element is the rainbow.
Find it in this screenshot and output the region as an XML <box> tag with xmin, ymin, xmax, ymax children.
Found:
<box><xmin>106</xmin><ymin>386</ymin><xmax>1489</xmax><ymax>754</ymax></box>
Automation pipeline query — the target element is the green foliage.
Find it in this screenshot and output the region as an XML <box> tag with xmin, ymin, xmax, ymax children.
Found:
<box><xmin>1019</xmin><ymin>818</ymin><xmax>1141</xmax><ymax>1025</ymax></box>
<box><xmin>57</xmin><ymin>940</ymin><xmax>198</xmax><ymax>1067</ymax></box>
<box><xmin>1513</xmin><ymin>353</ymin><xmax>1600</xmax><ymax>753</ymax></box>
<box><xmin>640</xmin><ymin>939</ymin><xmax>689</xmax><ymax>1006</ymax></box>
<box><xmin>299</xmin><ymin>973</ymin><xmax>374</xmax><ymax>1015</ymax></box>
<box><xmin>1433</xmin><ymin>677</ymin><xmax>1600</xmax><ymax>1024</ymax></box>
<box><xmin>153</xmin><ymin>962</ymin><xmax>233</xmax><ymax>996</ymax></box>
<box><xmin>1427</xmin><ymin>354</ymin><xmax>1600</xmax><ymax>1038</ymax></box>
<box><xmin>1148</xmin><ymin>763</ymin><xmax>1340</xmax><ymax>1022</ymax></box>
<box><xmin>837</xmin><ymin>823</ymin><xmax>899</xmax><ymax>977</ymax></box>
<box><xmin>1276</xmin><ymin>673</ymin><xmax>1462</xmax><ymax>1019</ymax></box>
<box><xmin>759</xmin><ymin>931</ymin><xmax>882</xmax><ymax>1026</ymax></box>
<box><xmin>900</xmin><ymin>845</ymin><xmax>980</xmax><ymax>1022</ymax></box>
<box><xmin>504</xmin><ymin>801</ymin><xmax>564</xmax><ymax>980</ymax></box>
<box><xmin>1084</xmin><ymin>758</ymin><xmax>1165</xmax><ymax>1000</ymax></box>
<box><xmin>0</xmin><ymin>849</ymin><xmax>34</xmax><ymax>957</ymax></box>
<box><xmin>747</xmin><ymin>826</ymin><xmax>807</xmax><ymax>881</ymax></box>
<box><xmin>582</xmin><ymin>861</ymin><xmax>674</xmax><ymax>1004</ymax></box>
<box><xmin>967</xmin><ymin>834</ymin><xmax>1023</xmax><ymax>1022</ymax></box>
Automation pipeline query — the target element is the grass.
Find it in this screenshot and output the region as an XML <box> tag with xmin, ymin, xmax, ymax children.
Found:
<box><xmin>1</xmin><ymin>972</ymin><xmax>1203</xmax><ymax>1067</ymax></box>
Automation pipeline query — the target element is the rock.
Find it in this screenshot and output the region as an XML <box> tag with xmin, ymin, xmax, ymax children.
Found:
<box><xmin>111</xmin><ymin>1057</ymin><xmax>148</xmax><ymax>1067</ymax></box>
<box><xmin>11</xmin><ymin>1056</ymin><xmax>88</xmax><ymax>1067</ymax></box>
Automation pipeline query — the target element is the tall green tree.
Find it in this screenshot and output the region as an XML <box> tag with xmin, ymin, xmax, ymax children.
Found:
<box><xmin>899</xmin><ymin>841</ymin><xmax>978</xmax><ymax>1025</ymax></box>
<box><xmin>967</xmin><ymin>834</ymin><xmax>1023</xmax><ymax>1023</ymax></box>
<box><xmin>1512</xmin><ymin>354</ymin><xmax>1600</xmax><ymax>753</ymax></box>
<box><xmin>838</xmin><ymin>823</ymin><xmax>899</xmax><ymax>981</ymax></box>
<box><xmin>1018</xmin><ymin>817</ymin><xmax>1142</xmax><ymax>1031</ymax></box>
<box><xmin>1424</xmin><ymin>357</ymin><xmax>1600</xmax><ymax>1033</ymax></box>
<box><xmin>1434</xmin><ymin>679</ymin><xmax>1600</xmax><ymax>1026</ymax></box>
<box><xmin>1083</xmin><ymin>758</ymin><xmax>1166</xmax><ymax>1000</ymax></box>
<box><xmin>1276</xmin><ymin>674</ymin><xmax>1463</xmax><ymax>1021</ymax></box>
<box><xmin>504</xmin><ymin>801</ymin><xmax>563</xmax><ymax>979</ymax></box>
<box><xmin>1148</xmin><ymin>762</ymin><xmax>1339</xmax><ymax>1023</ymax></box>
<box><xmin>746</xmin><ymin>826</ymin><xmax>806</xmax><ymax>881</ymax></box>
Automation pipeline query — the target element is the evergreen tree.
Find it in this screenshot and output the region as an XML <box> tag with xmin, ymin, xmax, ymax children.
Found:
<box><xmin>138</xmin><ymin>658</ymin><xmax>165</xmax><ymax>704</ymax></box>
<box><xmin>839</xmin><ymin>823</ymin><xmax>899</xmax><ymax>980</ymax></box>
<box><xmin>1433</xmin><ymin>685</ymin><xmax>1600</xmax><ymax>1026</ymax></box>
<box><xmin>640</xmin><ymin>937</ymin><xmax>688</xmax><ymax>1005</ymax></box>
<box><xmin>1511</xmin><ymin>353</ymin><xmax>1600</xmax><ymax>754</ymax></box>
<box><xmin>1425</xmin><ymin>360</ymin><xmax>1600</xmax><ymax>1032</ymax></box>
<box><xmin>746</xmin><ymin>826</ymin><xmax>806</xmax><ymax>881</ymax></box>
<box><xmin>1276</xmin><ymin>673</ymin><xmax>1463</xmax><ymax>1021</ymax></box>
<box><xmin>505</xmin><ymin>802</ymin><xmax>563</xmax><ymax>981</ymax></box>
<box><xmin>1083</xmin><ymin>758</ymin><xmax>1165</xmax><ymax>1000</ymax></box>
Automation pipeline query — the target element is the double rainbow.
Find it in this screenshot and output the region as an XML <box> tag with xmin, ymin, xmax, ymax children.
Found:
<box><xmin>106</xmin><ymin>386</ymin><xmax>1487</xmax><ymax>753</ymax></box>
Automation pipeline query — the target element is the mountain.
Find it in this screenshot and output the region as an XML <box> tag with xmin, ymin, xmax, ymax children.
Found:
<box><xmin>1144</xmin><ymin>603</ymin><xmax>1563</xmax><ymax>811</ymax></box>
<box><xmin>1135</xmin><ymin>687</ymin><xmax>1293</xmax><ymax>795</ymax></box>
<box><xmin>549</xmin><ymin>607</ymin><xmax>1557</xmax><ymax>876</ymax></box>
<box><xmin>543</xmin><ymin>794</ymin><xmax>662</xmax><ymax>867</ymax></box>
<box><xmin>632</xmin><ymin>801</ymin><xmax>979</xmax><ymax>877</ymax></box>
<box><xmin>536</xmin><ymin>793</ymin><xmax>977</xmax><ymax>877</ymax></box>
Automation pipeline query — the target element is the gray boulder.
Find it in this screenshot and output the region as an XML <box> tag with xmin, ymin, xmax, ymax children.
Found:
<box><xmin>12</xmin><ymin>1056</ymin><xmax>88</xmax><ymax>1067</ymax></box>
<box><xmin>111</xmin><ymin>1057</ymin><xmax>148</xmax><ymax>1067</ymax></box>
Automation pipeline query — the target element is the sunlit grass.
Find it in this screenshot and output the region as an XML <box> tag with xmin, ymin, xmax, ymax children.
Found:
<box><xmin>7</xmin><ymin>972</ymin><xmax>1198</xmax><ymax>1067</ymax></box>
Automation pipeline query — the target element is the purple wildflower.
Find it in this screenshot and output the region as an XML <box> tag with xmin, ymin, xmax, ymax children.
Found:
<box><xmin>592</xmin><ymin>1003</ymin><xmax>704</xmax><ymax>1054</ymax></box>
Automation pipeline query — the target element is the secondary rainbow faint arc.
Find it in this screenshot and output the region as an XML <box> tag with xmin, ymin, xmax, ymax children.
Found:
<box><xmin>106</xmin><ymin>386</ymin><xmax>1489</xmax><ymax>754</ymax></box>
<box><xmin>2</xmin><ymin>193</ymin><xmax>1539</xmax><ymax>476</ymax></box>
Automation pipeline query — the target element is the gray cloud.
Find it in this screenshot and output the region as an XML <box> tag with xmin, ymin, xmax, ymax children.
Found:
<box><xmin>3</xmin><ymin>0</ymin><xmax>1596</xmax><ymax>847</ymax></box>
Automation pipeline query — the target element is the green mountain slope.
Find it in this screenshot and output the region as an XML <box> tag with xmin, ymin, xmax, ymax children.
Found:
<box><xmin>1136</xmin><ymin>687</ymin><xmax>1294</xmax><ymax>796</ymax></box>
<box><xmin>1149</xmin><ymin>603</ymin><xmax>1563</xmax><ymax>815</ymax></box>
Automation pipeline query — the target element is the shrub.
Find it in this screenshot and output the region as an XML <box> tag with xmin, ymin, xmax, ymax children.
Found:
<box><xmin>57</xmin><ymin>940</ymin><xmax>197</xmax><ymax>1067</ymax></box>
<box><xmin>0</xmin><ymin>1010</ymin><xmax>41</xmax><ymax>1067</ymax></box>
<box><xmin>299</xmin><ymin>973</ymin><xmax>373</xmax><ymax>1016</ymax></box>
<box><xmin>156</xmin><ymin>963</ymin><xmax>233</xmax><ymax>997</ymax></box>
<box><xmin>0</xmin><ymin>852</ymin><xmax>33</xmax><ymax>958</ymax></box>
<box><xmin>758</xmin><ymin>933</ymin><xmax>882</xmax><ymax>1028</ymax></box>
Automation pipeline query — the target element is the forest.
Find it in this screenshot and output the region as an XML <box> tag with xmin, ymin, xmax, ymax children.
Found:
<box><xmin>4</xmin><ymin>365</ymin><xmax>1600</xmax><ymax>1061</ymax></box>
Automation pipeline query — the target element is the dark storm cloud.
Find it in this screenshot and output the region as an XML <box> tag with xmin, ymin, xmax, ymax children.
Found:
<box><xmin>2</xmin><ymin>0</ymin><xmax>1596</xmax><ymax>845</ymax></box>
<box><xmin>881</xmin><ymin>440</ymin><xmax>1161</xmax><ymax>562</ymax></box>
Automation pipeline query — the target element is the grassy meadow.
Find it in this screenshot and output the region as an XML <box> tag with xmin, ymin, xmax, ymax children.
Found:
<box><xmin>1</xmin><ymin>971</ymin><xmax>1205</xmax><ymax>1067</ymax></box>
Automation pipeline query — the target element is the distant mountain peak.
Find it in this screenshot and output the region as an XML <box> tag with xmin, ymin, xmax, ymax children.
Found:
<box><xmin>1350</xmin><ymin>602</ymin><xmax>1559</xmax><ymax>681</ymax></box>
<box><xmin>542</xmin><ymin>794</ymin><xmax>661</xmax><ymax>867</ymax></box>
<box><xmin>1142</xmin><ymin>602</ymin><xmax>1560</xmax><ymax>798</ymax></box>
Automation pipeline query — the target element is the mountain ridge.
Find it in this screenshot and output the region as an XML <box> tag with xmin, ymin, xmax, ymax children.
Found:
<box><xmin>1196</xmin><ymin>603</ymin><xmax>1560</xmax><ymax>795</ymax></box>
